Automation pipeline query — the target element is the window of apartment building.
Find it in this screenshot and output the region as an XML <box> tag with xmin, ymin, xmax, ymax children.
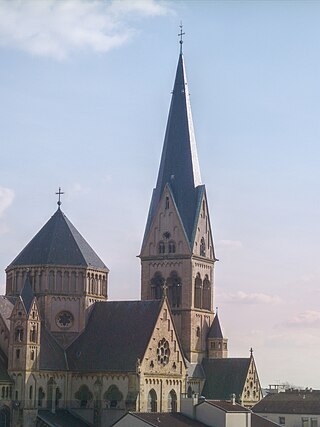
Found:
<box><xmin>279</xmin><ymin>417</ymin><xmax>285</xmax><ymax>425</ymax></box>
<box><xmin>311</xmin><ymin>418</ymin><xmax>318</xmax><ymax>427</ymax></box>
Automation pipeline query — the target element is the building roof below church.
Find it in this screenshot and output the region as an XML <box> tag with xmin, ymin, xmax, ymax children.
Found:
<box><xmin>252</xmin><ymin>389</ymin><xmax>320</xmax><ymax>415</ymax></box>
<box><xmin>39</xmin><ymin>328</ymin><xmax>68</xmax><ymax>371</ymax></box>
<box><xmin>67</xmin><ymin>300</ymin><xmax>162</xmax><ymax>372</ymax></box>
<box><xmin>113</xmin><ymin>412</ymin><xmax>209</xmax><ymax>427</ymax></box>
<box><xmin>37</xmin><ymin>409</ymin><xmax>91</xmax><ymax>427</ymax></box>
<box><xmin>201</xmin><ymin>358</ymin><xmax>251</xmax><ymax>400</ymax></box>
<box><xmin>8</xmin><ymin>208</ymin><xmax>107</xmax><ymax>270</ymax></box>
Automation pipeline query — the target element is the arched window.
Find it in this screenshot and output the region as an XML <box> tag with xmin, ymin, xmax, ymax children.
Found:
<box><xmin>150</xmin><ymin>272</ymin><xmax>164</xmax><ymax>300</ymax></box>
<box><xmin>29</xmin><ymin>385</ymin><xmax>33</xmax><ymax>400</ymax></box>
<box><xmin>168</xmin><ymin>390</ymin><xmax>177</xmax><ymax>412</ymax></box>
<box><xmin>30</xmin><ymin>350</ymin><xmax>35</xmax><ymax>361</ymax></box>
<box><xmin>104</xmin><ymin>385</ymin><xmax>123</xmax><ymax>408</ymax></box>
<box><xmin>148</xmin><ymin>389</ymin><xmax>157</xmax><ymax>412</ymax></box>
<box><xmin>202</xmin><ymin>275</ymin><xmax>211</xmax><ymax>310</ymax></box>
<box><xmin>158</xmin><ymin>241</ymin><xmax>165</xmax><ymax>254</ymax></box>
<box><xmin>165</xmin><ymin>196</ymin><xmax>170</xmax><ymax>209</ymax></box>
<box><xmin>167</xmin><ymin>271</ymin><xmax>182</xmax><ymax>308</ymax></box>
<box><xmin>200</xmin><ymin>237</ymin><xmax>206</xmax><ymax>257</ymax></box>
<box><xmin>49</xmin><ymin>270</ymin><xmax>55</xmax><ymax>290</ymax></box>
<box><xmin>38</xmin><ymin>387</ymin><xmax>45</xmax><ymax>407</ymax></box>
<box><xmin>15</xmin><ymin>327</ymin><xmax>24</xmax><ymax>342</ymax></box>
<box><xmin>75</xmin><ymin>385</ymin><xmax>93</xmax><ymax>408</ymax></box>
<box><xmin>168</xmin><ymin>241</ymin><xmax>176</xmax><ymax>254</ymax></box>
<box><xmin>30</xmin><ymin>327</ymin><xmax>37</xmax><ymax>343</ymax></box>
<box><xmin>187</xmin><ymin>386</ymin><xmax>193</xmax><ymax>398</ymax></box>
<box><xmin>194</xmin><ymin>273</ymin><xmax>202</xmax><ymax>308</ymax></box>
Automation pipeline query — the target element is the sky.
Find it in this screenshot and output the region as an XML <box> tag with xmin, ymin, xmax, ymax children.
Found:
<box><xmin>1</xmin><ymin>0</ymin><xmax>320</xmax><ymax>389</ymax></box>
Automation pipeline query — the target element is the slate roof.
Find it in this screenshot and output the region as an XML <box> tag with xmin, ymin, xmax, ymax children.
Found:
<box><xmin>37</xmin><ymin>409</ymin><xmax>91</xmax><ymax>427</ymax></box>
<box><xmin>20</xmin><ymin>276</ymin><xmax>35</xmax><ymax>314</ymax></box>
<box><xmin>0</xmin><ymin>348</ymin><xmax>13</xmax><ymax>383</ymax></box>
<box><xmin>187</xmin><ymin>362</ymin><xmax>205</xmax><ymax>379</ymax></box>
<box><xmin>39</xmin><ymin>328</ymin><xmax>68</xmax><ymax>371</ymax></box>
<box><xmin>201</xmin><ymin>358</ymin><xmax>251</xmax><ymax>400</ymax></box>
<box><xmin>0</xmin><ymin>296</ymin><xmax>15</xmax><ymax>329</ymax></box>
<box><xmin>252</xmin><ymin>389</ymin><xmax>320</xmax><ymax>415</ymax></box>
<box><xmin>142</xmin><ymin>53</ymin><xmax>203</xmax><ymax>247</ymax></box>
<box><xmin>67</xmin><ymin>300</ymin><xmax>162</xmax><ymax>372</ymax></box>
<box><xmin>251</xmin><ymin>413</ymin><xmax>281</xmax><ymax>427</ymax></box>
<box><xmin>203</xmin><ymin>400</ymin><xmax>250</xmax><ymax>412</ymax></box>
<box><xmin>113</xmin><ymin>412</ymin><xmax>209</xmax><ymax>427</ymax></box>
<box><xmin>8</xmin><ymin>208</ymin><xmax>107</xmax><ymax>270</ymax></box>
<box><xmin>207</xmin><ymin>314</ymin><xmax>223</xmax><ymax>339</ymax></box>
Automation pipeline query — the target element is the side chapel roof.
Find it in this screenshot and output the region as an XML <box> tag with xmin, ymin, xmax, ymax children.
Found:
<box><xmin>8</xmin><ymin>208</ymin><xmax>107</xmax><ymax>271</ymax></box>
<box><xmin>142</xmin><ymin>53</ymin><xmax>205</xmax><ymax>247</ymax></box>
<box><xmin>66</xmin><ymin>300</ymin><xmax>162</xmax><ymax>372</ymax></box>
<box><xmin>201</xmin><ymin>358</ymin><xmax>251</xmax><ymax>400</ymax></box>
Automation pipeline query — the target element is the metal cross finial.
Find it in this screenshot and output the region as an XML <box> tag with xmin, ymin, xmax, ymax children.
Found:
<box><xmin>55</xmin><ymin>187</ymin><xmax>64</xmax><ymax>208</ymax></box>
<box><xmin>250</xmin><ymin>347</ymin><xmax>253</xmax><ymax>357</ymax></box>
<box><xmin>178</xmin><ymin>22</ymin><xmax>185</xmax><ymax>54</ymax></box>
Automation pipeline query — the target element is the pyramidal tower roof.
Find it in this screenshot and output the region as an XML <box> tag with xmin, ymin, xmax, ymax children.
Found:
<box><xmin>143</xmin><ymin>52</ymin><xmax>203</xmax><ymax>245</ymax></box>
<box><xmin>208</xmin><ymin>313</ymin><xmax>224</xmax><ymax>339</ymax></box>
<box><xmin>8</xmin><ymin>208</ymin><xmax>107</xmax><ymax>270</ymax></box>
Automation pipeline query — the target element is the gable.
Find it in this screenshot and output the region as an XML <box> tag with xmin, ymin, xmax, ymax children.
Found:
<box><xmin>141</xmin><ymin>298</ymin><xmax>187</xmax><ymax>376</ymax></box>
<box><xmin>141</xmin><ymin>184</ymin><xmax>191</xmax><ymax>258</ymax></box>
<box><xmin>191</xmin><ymin>188</ymin><xmax>215</xmax><ymax>260</ymax></box>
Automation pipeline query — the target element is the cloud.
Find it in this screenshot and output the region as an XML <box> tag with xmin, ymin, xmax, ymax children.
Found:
<box><xmin>286</xmin><ymin>310</ymin><xmax>320</xmax><ymax>328</ymax></box>
<box><xmin>218</xmin><ymin>239</ymin><xmax>243</xmax><ymax>249</ymax></box>
<box><xmin>219</xmin><ymin>290</ymin><xmax>282</xmax><ymax>305</ymax></box>
<box><xmin>0</xmin><ymin>0</ymin><xmax>169</xmax><ymax>60</ymax></box>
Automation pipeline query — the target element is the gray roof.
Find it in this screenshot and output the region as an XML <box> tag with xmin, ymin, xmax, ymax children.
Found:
<box><xmin>37</xmin><ymin>409</ymin><xmax>91</xmax><ymax>427</ymax></box>
<box><xmin>8</xmin><ymin>208</ymin><xmax>107</xmax><ymax>270</ymax></box>
<box><xmin>201</xmin><ymin>400</ymin><xmax>250</xmax><ymax>413</ymax></box>
<box><xmin>0</xmin><ymin>348</ymin><xmax>13</xmax><ymax>383</ymax></box>
<box><xmin>39</xmin><ymin>328</ymin><xmax>68</xmax><ymax>371</ymax></box>
<box><xmin>251</xmin><ymin>413</ymin><xmax>281</xmax><ymax>427</ymax></box>
<box><xmin>252</xmin><ymin>389</ymin><xmax>320</xmax><ymax>415</ymax></box>
<box><xmin>113</xmin><ymin>412</ymin><xmax>209</xmax><ymax>427</ymax></box>
<box><xmin>207</xmin><ymin>314</ymin><xmax>224</xmax><ymax>339</ymax></box>
<box><xmin>201</xmin><ymin>358</ymin><xmax>251</xmax><ymax>400</ymax></box>
<box><xmin>0</xmin><ymin>296</ymin><xmax>15</xmax><ymax>329</ymax></box>
<box><xmin>142</xmin><ymin>54</ymin><xmax>204</xmax><ymax>247</ymax></box>
<box><xmin>67</xmin><ymin>300</ymin><xmax>162</xmax><ymax>372</ymax></box>
<box><xmin>187</xmin><ymin>362</ymin><xmax>205</xmax><ymax>379</ymax></box>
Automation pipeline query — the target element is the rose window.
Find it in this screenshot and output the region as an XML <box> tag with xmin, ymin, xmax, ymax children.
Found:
<box><xmin>56</xmin><ymin>311</ymin><xmax>74</xmax><ymax>329</ymax></box>
<box><xmin>157</xmin><ymin>338</ymin><xmax>170</xmax><ymax>366</ymax></box>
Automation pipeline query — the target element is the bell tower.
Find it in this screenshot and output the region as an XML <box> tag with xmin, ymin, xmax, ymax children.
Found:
<box><xmin>140</xmin><ymin>44</ymin><xmax>217</xmax><ymax>363</ymax></box>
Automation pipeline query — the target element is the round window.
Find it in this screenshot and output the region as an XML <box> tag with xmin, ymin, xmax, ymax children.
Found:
<box><xmin>56</xmin><ymin>311</ymin><xmax>74</xmax><ymax>329</ymax></box>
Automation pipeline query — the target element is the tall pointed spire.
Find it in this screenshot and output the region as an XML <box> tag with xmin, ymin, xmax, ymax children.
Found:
<box><xmin>143</xmin><ymin>51</ymin><xmax>202</xmax><ymax>245</ymax></box>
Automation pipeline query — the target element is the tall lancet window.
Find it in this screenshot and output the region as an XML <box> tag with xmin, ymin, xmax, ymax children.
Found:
<box><xmin>150</xmin><ymin>272</ymin><xmax>165</xmax><ymax>300</ymax></box>
<box><xmin>202</xmin><ymin>275</ymin><xmax>211</xmax><ymax>310</ymax></box>
<box><xmin>167</xmin><ymin>271</ymin><xmax>182</xmax><ymax>308</ymax></box>
<box><xmin>194</xmin><ymin>273</ymin><xmax>202</xmax><ymax>308</ymax></box>
<box><xmin>200</xmin><ymin>237</ymin><xmax>206</xmax><ymax>257</ymax></box>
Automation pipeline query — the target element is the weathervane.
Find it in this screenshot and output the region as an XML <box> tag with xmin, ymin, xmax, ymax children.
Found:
<box><xmin>178</xmin><ymin>22</ymin><xmax>185</xmax><ymax>54</ymax></box>
<box><xmin>55</xmin><ymin>187</ymin><xmax>64</xmax><ymax>208</ymax></box>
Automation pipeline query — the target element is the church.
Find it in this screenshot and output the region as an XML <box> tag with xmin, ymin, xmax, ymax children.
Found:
<box><xmin>0</xmin><ymin>44</ymin><xmax>262</xmax><ymax>427</ymax></box>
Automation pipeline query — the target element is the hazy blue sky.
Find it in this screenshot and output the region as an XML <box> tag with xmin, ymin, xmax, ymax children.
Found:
<box><xmin>1</xmin><ymin>0</ymin><xmax>320</xmax><ymax>388</ymax></box>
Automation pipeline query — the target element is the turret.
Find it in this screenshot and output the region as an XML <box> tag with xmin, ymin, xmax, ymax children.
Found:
<box><xmin>207</xmin><ymin>313</ymin><xmax>228</xmax><ymax>359</ymax></box>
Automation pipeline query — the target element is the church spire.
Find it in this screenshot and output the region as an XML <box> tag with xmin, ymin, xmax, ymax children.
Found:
<box><xmin>143</xmin><ymin>50</ymin><xmax>202</xmax><ymax>245</ymax></box>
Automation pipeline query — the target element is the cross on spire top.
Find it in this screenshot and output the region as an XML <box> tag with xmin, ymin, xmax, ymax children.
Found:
<box><xmin>55</xmin><ymin>187</ymin><xmax>64</xmax><ymax>208</ymax></box>
<box><xmin>178</xmin><ymin>22</ymin><xmax>185</xmax><ymax>54</ymax></box>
